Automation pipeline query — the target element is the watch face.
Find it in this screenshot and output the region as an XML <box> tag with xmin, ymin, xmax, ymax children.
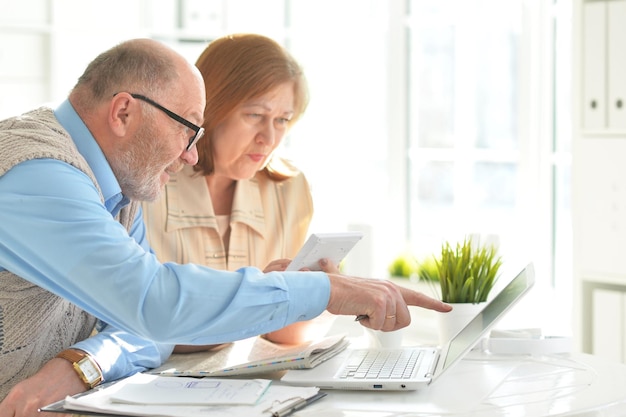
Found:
<box><xmin>77</xmin><ymin>357</ymin><xmax>101</xmax><ymax>384</ymax></box>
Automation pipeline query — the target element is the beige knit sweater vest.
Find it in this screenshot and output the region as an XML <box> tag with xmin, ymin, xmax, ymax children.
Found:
<box><xmin>0</xmin><ymin>107</ymin><xmax>139</xmax><ymax>399</ymax></box>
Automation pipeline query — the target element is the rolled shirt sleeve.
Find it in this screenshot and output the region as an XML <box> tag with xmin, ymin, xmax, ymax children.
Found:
<box><xmin>72</xmin><ymin>323</ymin><xmax>175</xmax><ymax>382</ymax></box>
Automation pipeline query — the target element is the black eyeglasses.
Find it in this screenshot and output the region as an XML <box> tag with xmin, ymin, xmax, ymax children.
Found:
<box><xmin>130</xmin><ymin>93</ymin><xmax>205</xmax><ymax>152</ymax></box>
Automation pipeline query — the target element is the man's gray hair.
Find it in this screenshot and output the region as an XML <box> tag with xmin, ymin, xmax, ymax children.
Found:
<box><xmin>72</xmin><ymin>39</ymin><xmax>179</xmax><ymax>109</ymax></box>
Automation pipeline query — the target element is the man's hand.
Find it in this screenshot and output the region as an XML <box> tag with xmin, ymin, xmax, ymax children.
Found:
<box><xmin>320</xmin><ymin>259</ymin><xmax>452</xmax><ymax>331</ymax></box>
<box><xmin>0</xmin><ymin>358</ymin><xmax>86</xmax><ymax>417</ymax></box>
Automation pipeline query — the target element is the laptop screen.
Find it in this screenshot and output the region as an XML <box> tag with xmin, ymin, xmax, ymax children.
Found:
<box><xmin>442</xmin><ymin>264</ymin><xmax>534</xmax><ymax>370</ymax></box>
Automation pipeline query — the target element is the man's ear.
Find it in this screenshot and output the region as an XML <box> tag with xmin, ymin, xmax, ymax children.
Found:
<box><xmin>108</xmin><ymin>93</ymin><xmax>135</xmax><ymax>137</ymax></box>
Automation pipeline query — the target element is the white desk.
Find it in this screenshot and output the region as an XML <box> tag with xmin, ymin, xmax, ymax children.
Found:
<box><xmin>292</xmin><ymin>351</ymin><xmax>626</xmax><ymax>417</ymax></box>
<box><xmin>290</xmin><ymin>312</ymin><xmax>626</xmax><ymax>417</ymax></box>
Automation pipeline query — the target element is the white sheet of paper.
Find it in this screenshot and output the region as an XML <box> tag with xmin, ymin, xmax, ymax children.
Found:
<box><xmin>81</xmin><ymin>373</ymin><xmax>269</xmax><ymax>406</ymax></box>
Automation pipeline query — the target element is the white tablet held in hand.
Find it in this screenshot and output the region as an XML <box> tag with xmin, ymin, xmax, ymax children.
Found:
<box><xmin>286</xmin><ymin>232</ymin><xmax>364</xmax><ymax>271</ymax></box>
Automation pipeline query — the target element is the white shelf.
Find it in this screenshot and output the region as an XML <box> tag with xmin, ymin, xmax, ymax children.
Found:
<box><xmin>573</xmin><ymin>0</ymin><xmax>626</xmax><ymax>363</ymax></box>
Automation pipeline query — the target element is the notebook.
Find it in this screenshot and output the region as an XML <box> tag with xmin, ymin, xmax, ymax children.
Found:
<box><xmin>147</xmin><ymin>333</ymin><xmax>349</xmax><ymax>377</ymax></box>
<box><xmin>281</xmin><ymin>263</ymin><xmax>535</xmax><ymax>391</ymax></box>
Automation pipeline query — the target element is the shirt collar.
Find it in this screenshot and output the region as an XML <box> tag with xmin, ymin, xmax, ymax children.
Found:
<box><xmin>54</xmin><ymin>99</ymin><xmax>129</xmax><ymax>217</ymax></box>
<box><xmin>165</xmin><ymin>165</ymin><xmax>265</xmax><ymax>235</ymax></box>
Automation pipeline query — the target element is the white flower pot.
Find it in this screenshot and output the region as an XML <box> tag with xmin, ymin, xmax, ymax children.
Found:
<box><xmin>436</xmin><ymin>302</ymin><xmax>486</xmax><ymax>345</ymax></box>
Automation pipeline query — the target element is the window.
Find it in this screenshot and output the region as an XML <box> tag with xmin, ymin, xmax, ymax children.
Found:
<box><xmin>407</xmin><ymin>0</ymin><xmax>522</xmax><ymax>249</ymax></box>
<box><xmin>282</xmin><ymin>0</ymin><xmax>571</xmax><ymax>332</ymax></box>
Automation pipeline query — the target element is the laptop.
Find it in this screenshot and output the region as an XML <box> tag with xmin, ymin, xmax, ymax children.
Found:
<box><xmin>281</xmin><ymin>263</ymin><xmax>535</xmax><ymax>391</ymax></box>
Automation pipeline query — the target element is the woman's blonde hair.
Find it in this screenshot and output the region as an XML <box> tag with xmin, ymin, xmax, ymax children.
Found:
<box><xmin>194</xmin><ymin>33</ymin><xmax>309</xmax><ymax>180</ymax></box>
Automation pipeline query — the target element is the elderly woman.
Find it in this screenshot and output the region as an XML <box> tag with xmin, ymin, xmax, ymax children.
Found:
<box><xmin>142</xmin><ymin>33</ymin><xmax>326</xmax><ymax>347</ymax></box>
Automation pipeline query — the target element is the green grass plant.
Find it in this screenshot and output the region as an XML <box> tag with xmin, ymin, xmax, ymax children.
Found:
<box><xmin>435</xmin><ymin>237</ymin><xmax>502</xmax><ymax>303</ymax></box>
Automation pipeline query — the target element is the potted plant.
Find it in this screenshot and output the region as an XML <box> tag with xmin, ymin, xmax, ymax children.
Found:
<box><xmin>423</xmin><ymin>237</ymin><xmax>503</xmax><ymax>343</ymax></box>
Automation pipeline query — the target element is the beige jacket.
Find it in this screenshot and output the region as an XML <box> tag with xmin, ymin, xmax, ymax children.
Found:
<box><xmin>142</xmin><ymin>164</ymin><xmax>314</xmax><ymax>271</ymax></box>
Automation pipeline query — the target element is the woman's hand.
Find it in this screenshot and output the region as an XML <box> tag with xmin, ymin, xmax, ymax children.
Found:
<box><xmin>263</xmin><ymin>257</ymin><xmax>341</xmax><ymax>273</ymax></box>
<box><xmin>263</xmin><ymin>258</ymin><xmax>292</xmax><ymax>272</ymax></box>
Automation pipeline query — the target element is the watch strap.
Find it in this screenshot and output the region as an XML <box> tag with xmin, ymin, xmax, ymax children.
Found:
<box><xmin>56</xmin><ymin>349</ymin><xmax>103</xmax><ymax>389</ymax></box>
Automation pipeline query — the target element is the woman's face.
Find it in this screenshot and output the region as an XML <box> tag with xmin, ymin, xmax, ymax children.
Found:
<box><xmin>211</xmin><ymin>82</ymin><xmax>295</xmax><ymax>180</ymax></box>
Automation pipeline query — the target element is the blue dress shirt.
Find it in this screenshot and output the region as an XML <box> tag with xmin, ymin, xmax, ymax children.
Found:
<box><xmin>0</xmin><ymin>100</ymin><xmax>330</xmax><ymax>381</ymax></box>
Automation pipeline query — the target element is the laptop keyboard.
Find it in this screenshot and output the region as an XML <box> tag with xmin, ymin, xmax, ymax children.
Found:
<box><xmin>338</xmin><ymin>349</ymin><xmax>422</xmax><ymax>380</ymax></box>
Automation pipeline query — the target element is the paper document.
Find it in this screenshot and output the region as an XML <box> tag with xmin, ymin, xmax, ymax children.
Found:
<box><xmin>42</xmin><ymin>373</ymin><xmax>323</xmax><ymax>417</ymax></box>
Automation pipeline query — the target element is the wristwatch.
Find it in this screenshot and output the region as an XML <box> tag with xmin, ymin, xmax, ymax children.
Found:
<box><xmin>56</xmin><ymin>349</ymin><xmax>103</xmax><ymax>389</ymax></box>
